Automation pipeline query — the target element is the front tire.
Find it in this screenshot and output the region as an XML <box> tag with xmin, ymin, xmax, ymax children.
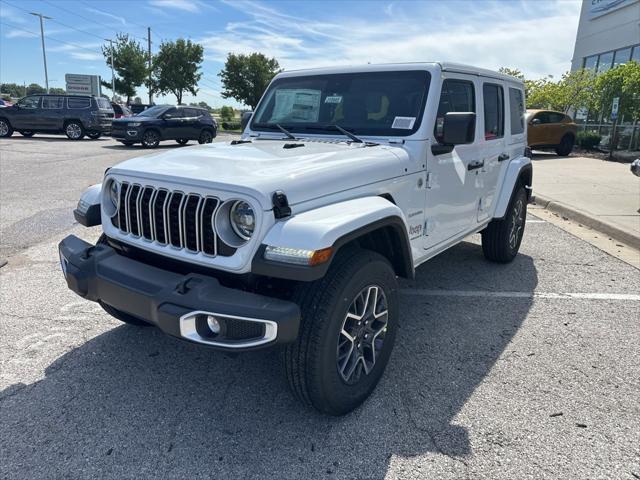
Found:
<box><xmin>141</xmin><ymin>129</ymin><xmax>160</xmax><ymax>148</ymax></box>
<box><xmin>19</xmin><ymin>131</ymin><xmax>35</xmax><ymax>137</ymax></box>
<box><xmin>87</xmin><ymin>131</ymin><xmax>101</xmax><ymax>139</ymax></box>
<box><xmin>482</xmin><ymin>185</ymin><xmax>527</xmax><ymax>263</ymax></box>
<box><xmin>284</xmin><ymin>249</ymin><xmax>399</xmax><ymax>415</ymax></box>
<box><xmin>176</xmin><ymin>138</ymin><xmax>189</xmax><ymax>145</ymax></box>
<box><xmin>555</xmin><ymin>134</ymin><xmax>574</xmax><ymax>156</ymax></box>
<box><xmin>65</xmin><ymin>121</ymin><xmax>85</xmax><ymax>140</ymax></box>
<box><xmin>0</xmin><ymin>118</ymin><xmax>13</xmax><ymax>137</ymax></box>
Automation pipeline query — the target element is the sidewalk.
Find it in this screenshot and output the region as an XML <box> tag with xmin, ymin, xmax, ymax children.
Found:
<box><xmin>531</xmin><ymin>153</ymin><xmax>640</xmax><ymax>249</ymax></box>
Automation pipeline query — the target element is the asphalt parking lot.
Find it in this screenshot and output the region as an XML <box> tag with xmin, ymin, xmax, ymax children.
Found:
<box><xmin>1</xmin><ymin>135</ymin><xmax>639</xmax><ymax>479</ymax></box>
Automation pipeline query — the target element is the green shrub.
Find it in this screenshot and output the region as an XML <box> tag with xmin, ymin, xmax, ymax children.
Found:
<box><xmin>222</xmin><ymin>122</ymin><xmax>241</xmax><ymax>130</ymax></box>
<box><xmin>576</xmin><ymin>131</ymin><xmax>602</xmax><ymax>150</ymax></box>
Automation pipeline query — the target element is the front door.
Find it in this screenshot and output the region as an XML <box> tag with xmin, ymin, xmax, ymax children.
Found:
<box><xmin>424</xmin><ymin>75</ymin><xmax>482</xmax><ymax>250</ymax></box>
<box><xmin>11</xmin><ymin>96</ymin><xmax>42</xmax><ymax>130</ymax></box>
<box><xmin>40</xmin><ymin>96</ymin><xmax>65</xmax><ymax>130</ymax></box>
<box><xmin>162</xmin><ymin>107</ymin><xmax>183</xmax><ymax>139</ymax></box>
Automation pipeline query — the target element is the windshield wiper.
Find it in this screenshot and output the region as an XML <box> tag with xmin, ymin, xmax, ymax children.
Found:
<box><xmin>331</xmin><ymin>124</ymin><xmax>363</xmax><ymax>143</ymax></box>
<box><xmin>276</xmin><ymin>123</ymin><xmax>296</xmax><ymax>140</ymax></box>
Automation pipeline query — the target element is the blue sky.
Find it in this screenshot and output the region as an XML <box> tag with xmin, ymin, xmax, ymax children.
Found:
<box><xmin>0</xmin><ymin>0</ymin><xmax>582</xmax><ymax>107</ymax></box>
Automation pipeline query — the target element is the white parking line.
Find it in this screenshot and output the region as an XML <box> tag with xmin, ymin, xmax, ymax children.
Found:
<box><xmin>400</xmin><ymin>289</ymin><xmax>640</xmax><ymax>301</ymax></box>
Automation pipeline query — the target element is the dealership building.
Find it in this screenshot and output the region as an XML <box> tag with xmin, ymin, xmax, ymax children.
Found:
<box><xmin>571</xmin><ymin>0</ymin><xmax>640</xmax><ymax>150</ymax></box>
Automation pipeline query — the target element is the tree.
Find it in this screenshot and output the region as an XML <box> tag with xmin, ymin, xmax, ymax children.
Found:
<box><xmin>26</xmin><ymin>83</ymin><xmax>46</xmax><ymax>95</ymax></box>
<box><xmin>151</xmin><ymin>38</ymin><xmax>203</xmax><ymax>105</ymax></box>
<box><xmin>219</xmin><ymin>105</ymin><xmax>234</xmax><ymax>121</ymax></box>
<box><xmin>524</xmin><ymin>69</ymin><xmax>597</xmax><ymax>113</ymax></box>
<box><xmin>0</xmin><ymin>82</ymin><xmax>26</xmax><ymax>97</ymax></box>
<box><xmin>49</xmin><ymin>87</ymin><xmax>66</xmax><ymax>95</ymax></box>
<box><xmin>595</xmin><ymin>61</ymin><xmax>640</xmax><ymax>121</ymax></box>
<box><xmin>219</xmin><ymin>53</ymin><xmax>281</xmax><ymax>109</ymax></box>
<box><xmin>101</xmin><ymin>33</ymin><xmax>148</xmax><ymax>103</ymax></box>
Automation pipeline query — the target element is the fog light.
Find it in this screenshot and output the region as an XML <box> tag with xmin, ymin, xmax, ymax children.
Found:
<box><xmin>206</xmin><ymin>315</ymin><xmax>221</xmax><ymax>335</ymax></box>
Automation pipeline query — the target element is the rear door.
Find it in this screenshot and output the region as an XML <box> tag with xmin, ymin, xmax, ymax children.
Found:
<box><xmin>40</xmin><ymin>96</ymin><xmax>65</xmax><ymax>130</ymax></box>
<box><xmin>476</xmin><ymin>80</ymin><xmax>507</xmax><ymax>222</ymax></box>
<box><xmin>528</xmin><ymin>111</ymin><xmax>553</xmax><ymax>146</ymax></box>
<box><xmin>161</xmin><ymin>107</ymin><xmax>183</xmax><ymax>139</ymax></box>
<box><xmin>424</xmin><ymin>74</ymin><xmax>482</xmax><ymax>249</ymax></box>
<box><xmin>182</xmin><ymin>108</ymin><xmax>202</xmax><ymax>138</ymax></box>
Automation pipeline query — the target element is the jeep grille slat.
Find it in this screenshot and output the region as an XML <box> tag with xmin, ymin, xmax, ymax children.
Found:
<box><xmin>113</xmin><ymin>182</ymin><xmax>231</xmax><ymax>257</ymax></box>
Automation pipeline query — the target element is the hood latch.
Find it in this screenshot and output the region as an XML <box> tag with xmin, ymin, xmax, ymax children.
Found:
<box><xmin>272</xmin><ymin>191</ymin><xmax>292</xmax><ymax>219</ymax></box>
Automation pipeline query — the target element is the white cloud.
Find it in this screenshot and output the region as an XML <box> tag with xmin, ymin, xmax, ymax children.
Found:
<box><xmin>148</xmin><ymin>0</ymin><xmax>215</xmax><ymax>13</ymax></box>
<box><xmin>5</xmin><ymin>29</ymin><xmax>38</xmax><ymax>39</ymax></box>
<box><xmin>84</xmin><ymin>7</ymin><xmax>127</xmax><ymax>25</ymax></box>
<box><xmin>200</xmin><ymin>0</ymin><xmax>581</xmax><ymax>79</ymax></box>
<box><xmin>48</xmin><ymin>43</ymin><xmax>103</xmax><ymax>61</ymax></box>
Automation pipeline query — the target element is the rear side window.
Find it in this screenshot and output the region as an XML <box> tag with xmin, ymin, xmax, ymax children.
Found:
<box><xmin>67</xmin><ymin>97</ymin><xmax>91</xmax><ymax>109</ymax></box>
<box><xmin>183</xmin><ymin>108</ymin><xmax>200</xmax><ymax>117</ymax></box>
<box><xmin>434</xmin><ymin>79</ymin><xmax>475</xmax><ymax>141</ymax></box>
<box><xmin>548</xmin><ymin>112</ymin><xmax>565</xmax><ymax>123</ymax></box>
<box><xmin>482</xmin><ymin>84</ymin><xmax>504</xmax><ymax>140</ymax></box>
<box><xmin>509</xmin><ymin>88</ymin><xmax>524</xmax><ymax>134</ymax></box>
<box><xmin>42</xmin><ymin>96</ymin><xmax>64</xmax><ymax>109</ymax></box>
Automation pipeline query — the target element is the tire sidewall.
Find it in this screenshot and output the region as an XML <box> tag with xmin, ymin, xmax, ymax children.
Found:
<box><xmin>65</xmin><ymin>121</ymin><xmax>84</xmax><ymax>140</ymax></box>
<box><xmin>0</xmin><ymin>118</ymin><xmax>12</xmax><ymax>137</ymax></box>
<box><xmin>507</xmin><ymin>187</ymin><xmax>527</xmax><ymax>257</ymax></box>
<box><xmin>142</xmin><ymin>129</ymin><xmax>160</xmax><ymax>148</ymax></box>
<box><xmin>198</xmin><ymin>130</ymin><xmax>213</xmax><ymax>144</ymax></box>
<box><xmin>313</xmin><ymin>256</ymin><xmax>399</xmax><ymax>414</ymax></box>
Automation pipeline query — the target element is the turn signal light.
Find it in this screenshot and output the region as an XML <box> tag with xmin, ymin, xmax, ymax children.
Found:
<box><xmin>264</xmin><ymin>246</ymin><xmax>333</xmax><ymax>266</ymax></box>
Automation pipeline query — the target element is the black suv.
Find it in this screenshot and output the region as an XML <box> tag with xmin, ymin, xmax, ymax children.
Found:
<box><xmin>0</xmin><ymin>94</ymin><xmax>114</xmax><ymax>140</ymax></box>
<box><xmin>111</xmin><ymin>105</ymin><xmax>217</xmax><ymax>148</ymax></box>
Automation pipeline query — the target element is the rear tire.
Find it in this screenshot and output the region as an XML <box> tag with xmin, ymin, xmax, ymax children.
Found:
<box><xmin>284</xmin><ymin>248</ymin><xmax>399</xmax><ymax>415</ymax></box>
<box><xmin>481</xmin><ymin>186</ymin><xmax>527</xmax><ymax>263</ymax></box>
<box><xmin>87</xmin><ymin>131</ymin><xmax>101</xmax><ymax>139</ymax></box>
<box><xmin>0</xmin><ymin>118</ymin><xmax>13</xmax><ymax>137</ymax></box>
<box><xmin>19</xmin><ymin>131</ymin><xmax>35</xmax><ymax>137</ymax></box>
<box><xmin>555</xmin><ymin>134</ymin><xmax>574</xmax><ymax>156</ymax></box>
<box><xmin>141</xmin><ymin>129</ymin><xmax>160</xmax><ymax>148</ymax></box>
<box><xmin>198</xmin><ymin>129</ymin><xmax>213</xmax><ymax>144</ymax></box>
<box><xmin>65</xmin><ymin>121</ymin><xmax>85</xmax><ymax>140</ymax></box>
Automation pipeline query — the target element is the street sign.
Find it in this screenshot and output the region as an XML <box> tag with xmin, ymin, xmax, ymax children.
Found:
<box><xmin>65</xmin><ymin>74</ymin><xmax>101</xmax><ymax>96</ymax></box>
<box><xmin>611</xmin><ymin>97</ymin><xmax>619</xmax><ymax>121</ymax></box>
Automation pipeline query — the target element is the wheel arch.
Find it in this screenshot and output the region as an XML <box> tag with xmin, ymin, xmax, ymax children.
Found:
<box><xmin>252</xmin><ymin>196</ymin><xmax>414</xmax><ymax>281</ymax></box>
<box><xmin>493</xmin><ymin>157</ymin><xmax>533</xmax><ymax>219</ymax></box>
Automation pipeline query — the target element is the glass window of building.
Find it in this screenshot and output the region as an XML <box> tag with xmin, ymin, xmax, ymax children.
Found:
<box><xmin>583</xmin><ymin>55</ymin><xmax>598</xmax><ymax>70</ymax></box>
<box><xmin>597</xmin><ymin>51</ymin><xmax>614</xmax><ymax>73</ymax></box>
<box><xmin>632</xmin><ymin>45</ymin><xmax>640</xmax><ymax>63</ymax></box>
<box><xmin>613</xmin><ymin>47</ymin><xmax>632</xmax><ymax>67</ymax></box>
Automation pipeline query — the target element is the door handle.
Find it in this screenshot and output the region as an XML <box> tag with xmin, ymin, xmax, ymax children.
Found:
<box><xmin>467</xmin><ymin>160</ymin><xmax>484</xmax><ymax>171</ymax></box>
<box><xmin>498</xmin><ymin>153</ymin><xmax>510</xmax><ymax>162</ymax></box>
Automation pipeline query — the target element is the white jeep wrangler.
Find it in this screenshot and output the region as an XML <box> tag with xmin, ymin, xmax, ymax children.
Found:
<box><xmin>60</xmin><ymin>63</ymin><xmax>531</xmax><ymax>415</ymax></box>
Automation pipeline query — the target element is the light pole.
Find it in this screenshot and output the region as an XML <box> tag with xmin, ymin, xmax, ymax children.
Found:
<box><xmin>30</xmin><ymin>12</ymin><xmax>52</xmax><ymax>93</ymax></box>
<box><xmin>104</xmin><ymin>39</ymin><xmax>116</xmax><ymax>101</ymax></box>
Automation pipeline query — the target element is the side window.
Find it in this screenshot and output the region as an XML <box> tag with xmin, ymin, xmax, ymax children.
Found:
<box><xmin>434</xmin><ymin>79</ymin><xmax>475</xmax><ymax>142</ymax></box>
<box><xmin>18</xmin><ymin>96</ymin><xmax>41</xmax><ymax>109</ymax></box>
<box><xmin>184</xmin><ymin>108</ymin><xmax>199</xmax><ymax>118</ymax></box>
<box><xmin>482</xmin><ymin>83</ymin><xmax>504</xmax><ymax>140</ymax></box>
<box><xmin>165</xmin><ymin>107</ymin><xmax>180</xmax><ymax>118</ymax></box>
<box><xmin>535</xmin><ymin>112</ymin><xmax>551</xmax><ymax>124</ymax></box>
<box><xmin>42</xmin><ymin>96</ymin><xmax>64</xmax><ymax>109</ymax></box>
<box><xmin>548</xmin><ymin>112</ymin><xmax>564</xmax><ymax>123</ymax></box>
<box><xmin>508</xmin><ymin>88</ymin><xmax>524</xmax><ymax>135</ymax></box>
<box><xmin>67</xmin><ymin>97</ymin><xmax>91</xmax><ymax>109</ymax></box>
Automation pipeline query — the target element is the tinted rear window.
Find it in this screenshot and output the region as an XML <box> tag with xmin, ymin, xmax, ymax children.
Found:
<box><xmin>509</xmin><ymin>88</ymin><xmax>525</xmax><ymax>134</ymax></box>
<box><xmin>42</xmin><ymin>96</ymin><xmax>64</xmax><ymax>109</ymax></box>
<box><xmin>67</xmin><ymin>97</ymin><xmax>91</xmax><ymax>109</ymax></box>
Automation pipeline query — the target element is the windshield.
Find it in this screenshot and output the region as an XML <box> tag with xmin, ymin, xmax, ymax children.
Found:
<box><xmin>136</xmin><ymin>105</ymin><xmax>170</xmax><ymax>117</ymax></box>
<box><xmin>251</xmin><ymin>70</ymin><xmax>430</xmax><ymax>137</ymax></box>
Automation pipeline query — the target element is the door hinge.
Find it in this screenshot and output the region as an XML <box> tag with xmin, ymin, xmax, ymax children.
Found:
<box><xmin>426</xmin><ymin>172</ymin><xmax>432</xmax><ymax>189</ymax></box>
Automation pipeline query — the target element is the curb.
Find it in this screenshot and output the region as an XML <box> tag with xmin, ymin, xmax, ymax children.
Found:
<box><xmin>531</xmin><ymin>194</ymin><xmax>640</xmax><ymax>250</ymax></box>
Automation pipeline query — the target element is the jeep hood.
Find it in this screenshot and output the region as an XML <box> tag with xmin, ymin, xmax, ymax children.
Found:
<box><xmin>109</xmin><ymin>140</ymin><xmax>409</xmax><ymax>210</ymax></box>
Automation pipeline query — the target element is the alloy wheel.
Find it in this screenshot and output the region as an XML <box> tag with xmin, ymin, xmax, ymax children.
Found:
<box><xmin>509</xmin><ymin>197</ymin><xmax>525</xmax><ymax>250</ymax></box>
<box><xmin>337</xmin><ymin>285</ymin><xmax>389</xmax><ymax>385</ymax></box>
<box><xmin>66</xmin><ymin>123</ymin><xmax>82</xmax><ymax>139</ymax></box>
<box><xmin>143</xmin><ymin>131</ymin><xmax>159</xmax><ymax>147</ymax></box>
<box><xmin>0</xmin><ymin>120</ymin><xmax>8</xmax><ymax>136</ymax></box>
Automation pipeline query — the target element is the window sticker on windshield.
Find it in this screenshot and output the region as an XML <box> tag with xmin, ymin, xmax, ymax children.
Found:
<box><xmin>392</xmin><ymin>116</ymin><xmax>416</xmax><ymax>129</ymax></box>
<box><xmin>270</xmin><ymin>89</ymin><xmax>321</xmax><ymax>123</ymax></box>
<box><xmin>324</xmin><ymin>95</ymin><xmax>342</xmax><ymax>104</ymax></box>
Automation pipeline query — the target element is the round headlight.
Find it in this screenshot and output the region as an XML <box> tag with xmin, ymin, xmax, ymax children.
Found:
<box><xmin>108</xmin><ymin>180</ymin><xmax>119</xmax><ymax>210</ymax></box>
<box><xmin>229</xmin><ymin>200</ymin><xmax>255</xmax><ymax>240</ymax></box>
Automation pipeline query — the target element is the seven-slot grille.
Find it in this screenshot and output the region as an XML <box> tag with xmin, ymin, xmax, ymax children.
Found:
<box><xmin>111</xmin><ymin>181</ymin><xmax>233</xmax><ymax>257</ymax></box>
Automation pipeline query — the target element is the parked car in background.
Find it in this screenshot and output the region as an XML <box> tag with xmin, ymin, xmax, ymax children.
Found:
<box><xmin>526</xmin><ymin>109</ymin><xmax>577</xmax><ymax>156</ymax></box>
<box><xmin>0</xmin><ymin>94</ymin><xmax>114</xmax><ymax>139</ymax></box>
<box><xmin>128</xmin><ymin>103</ymin><xmax>153</xmax><ymax>115</ymax></box>
<box><xmin>111</xmin><ymin>102</ymin><xmax>133</xmax><ymax>119</ymax></box>
<box><xmin>0</xmin><ymin>98</ymin><xmax>13</xmax><ymax>108</ymax></box>
<box><xmin>111</xmin><ymin>105</ymin><xmax>216</xmax><ymax>147</ymax></box>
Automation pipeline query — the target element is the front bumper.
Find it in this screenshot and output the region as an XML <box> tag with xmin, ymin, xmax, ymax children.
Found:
<box><xmin>111</xmin><ymin>127</ymin><xmax>140</xmax><ymax>141</ymax></box>
<box><xmin>58</xmin><ymin>235</ymin><xmax>300</xmax><ymax>351</ymax></box>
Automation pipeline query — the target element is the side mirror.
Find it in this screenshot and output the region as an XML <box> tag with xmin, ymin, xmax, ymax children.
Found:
<box><xmin>162</xmin><ymin>113</ymin><xmax>173</xmax><ymax>120</ymax></box>
<box><xmin>531</xmin><ymin>118</ymin><xmax>541</xmax><ymax>125</ymax></box>
<box><xmin>442</xmin><ymin>112</ymin><xmax>476</xmax><ymax>145</ymax></box>
<box><xmin>241</xmin><ymin>111</ymin><xmax>253</xmax><ymax>131</ymax></box>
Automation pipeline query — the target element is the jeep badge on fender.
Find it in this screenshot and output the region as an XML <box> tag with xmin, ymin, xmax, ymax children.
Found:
<box><xmin>59</xmin><ymin>62</ymin><xmax>532</xmax><ymax>416</ymax></box>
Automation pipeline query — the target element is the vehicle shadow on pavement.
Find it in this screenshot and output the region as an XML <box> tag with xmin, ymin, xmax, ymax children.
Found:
<box><xmin>0</xmin><ymin>240</ymin><xmax>537</xmax><ymax>479</ymax></box>
<box><xmin>2</xmin><ymin>136</ymin><xmax>109</xmax><ymax>142</ymax></box>
<box><xmin>100</xmin><ymin>143</ymin><xmax>190</xmax><ymax>150</ymax></box>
